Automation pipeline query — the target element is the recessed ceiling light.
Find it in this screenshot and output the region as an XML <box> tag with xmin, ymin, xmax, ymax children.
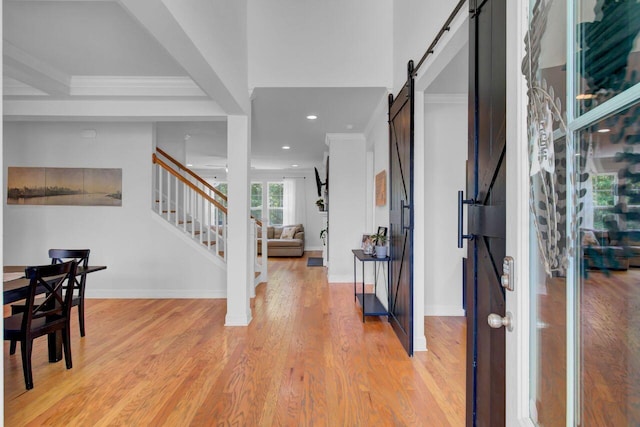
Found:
<box><xmin>306</xmin><ymin>115</ymin><xmax>318</xmax><ymax>120</ymax></box>
<box><xmin>282</xmin><ymin>145</ymin><xmax>290</xmax><ymax>150</ymax></box>
<box><xmin>292</xmin><ymin>164</ymin><xmax>299</xmax><ymax>168</ymax></box>
<box><xmin>187</xmin><ymin>163</ymin><xmax>193</xmax><ymax>167</ymax></box>
<box><xmin>346</xmin><ymin>124</ymin><xmax>353</xmax><ymax>130</ymax></box>
<box><xmin>576</xmin><ymin>93</ymin><xmax>597</xmax><ymax>100</ymax></box>
<box><xmin>597</xmin><ymin>128</ymin><xmax>611</xmax><ymax>133</ymax></box>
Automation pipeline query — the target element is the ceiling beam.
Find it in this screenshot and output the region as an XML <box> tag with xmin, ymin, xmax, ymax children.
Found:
<box><xmin>118</xmin><ymin>0</ymin><xmax>248</xmax><ymax>115</ymax></box>
<box><xmin>3</xmin><ymin>41</ymin><xmax>70</xmax><ymax>96</ymax></box>
<box><xmin>4</xmin><ymin>99</ymin><xmax>227</xmax><ymax>121</ymax></box>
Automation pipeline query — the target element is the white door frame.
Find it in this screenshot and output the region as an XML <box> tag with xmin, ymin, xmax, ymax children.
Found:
<box><xmin>505</xmin><ymin>1</ymin><xmax>534</xmax><ymax>426</ymax></box>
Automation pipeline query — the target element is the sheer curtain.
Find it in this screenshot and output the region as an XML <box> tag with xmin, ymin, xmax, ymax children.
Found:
<box><xmin>283</xmin><ymin>178</ymin><xmax>306</xmax><ymax>225</ymax></box>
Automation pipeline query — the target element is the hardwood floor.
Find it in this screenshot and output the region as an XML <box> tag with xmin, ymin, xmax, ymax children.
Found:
<box><xmin>4</xmin><ymin>253</ymin><xmax>466</xmax><ymax>426</ymax></box>
<box><xmin>535</xmin><ymin>268</ymin><xmax>640</xmax><ymax>426</ymax></box>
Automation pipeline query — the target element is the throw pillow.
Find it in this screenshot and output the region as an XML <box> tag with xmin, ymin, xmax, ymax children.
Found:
<box><xmin>582</xmin><ymin>230</ymin><xmax>598</xmax><ymax>246</ymax></box>
<box><xmin>280</xmin><ymin>226</ymin><xmax>298</xmax><ymax>239</ymax></box>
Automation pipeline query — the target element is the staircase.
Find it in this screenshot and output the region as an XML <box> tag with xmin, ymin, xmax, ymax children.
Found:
<box><xmin>152</xmin><ymin>148</ymin><xmax>265</xmax><ymax>284</ymax></box>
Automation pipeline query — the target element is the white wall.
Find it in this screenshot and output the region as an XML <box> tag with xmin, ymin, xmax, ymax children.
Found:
<box><xmin>3</xmin><ymin>122</ymin><xmax>226</xmax><ymax>298</ymax></box>
<box><xmin>367</xmin><ymin>95</ymin><xmax>390</xmax><ymax>232</ymax></box>
<box><xmin>248</xmin><ymin>0</ymin><xmax>393</xmax><ymax>88</ymax></box>
<box><xmin>393</xmin><ymin>0</ymin><xmax>460</xmax><ymax>93</ymax></box>
<box><xmin>156</xmin><ymin>128</ymin><xmax>186</xmax><ymax>163</ymax></box>
<box><xmin>423</xmin><ymin>95</ymin><xmax>467</xmax><ymax>315</ymax></box>
<box><xmin>365</xmin><ymin>95</ymin><xmax>390</xmax><ymax>293</ymax></box>
<box><xmin>327</xmin><ymin>134</ymin><xmax>367</xmax><ymax>282</ymax></box>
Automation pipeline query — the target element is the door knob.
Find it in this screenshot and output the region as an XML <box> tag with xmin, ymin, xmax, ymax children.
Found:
<box><xmin>487</xmin><ymin>312</ymin><xmax>513</xmax><ymax>331</ymax></box>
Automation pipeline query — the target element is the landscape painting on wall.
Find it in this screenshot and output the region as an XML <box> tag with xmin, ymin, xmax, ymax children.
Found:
<box><xmin>7</xmin><ymin>167</ymin><xmax>122</xmax><ymax>206</ymax></box>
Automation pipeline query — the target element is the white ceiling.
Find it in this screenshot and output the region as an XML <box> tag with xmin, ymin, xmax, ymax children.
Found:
<box><xmin>4</xmin><ymin>1</ymin><xmax>187</xmax><ymax>77</ymax></box>
<box><xmin>425</xmin><ymin>45</ymin><xmax>468</xmax><ymax>94</ymax></box>
<box><xmin>3</xmin><ymin>1</ymin><xmax>464</xmax><ymax>172</ymax></box>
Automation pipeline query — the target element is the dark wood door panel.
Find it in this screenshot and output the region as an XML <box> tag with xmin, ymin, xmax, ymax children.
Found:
<box><xmin>389</xmin><ymin>73</ymin><xmax>414</xmax><ymax>356</ymax></box>
<box><xmin>466</xmin><ymin>0</ymin><xmax>507</xmax><ymax>425</ymax></box>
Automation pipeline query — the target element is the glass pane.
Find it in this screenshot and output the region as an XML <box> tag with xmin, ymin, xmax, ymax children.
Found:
<box><xmin>577</xmin><ymin>103</ymin><xmax>640</xmax><ymax>426</ymax></box>
<box><xmin>268</xmin><ymin>182</ymin><xmax>283</xmax><ymax>225</ymax></box>
<box><xmin>214</xmin><ymin>182</ymin><xmax>227</xmax><ymax>195</ymax></box>
<box><xmin>525</xmin><ymin>1</ymin><xmax>568</xmax><ymax>424</ymax></box>
<box><xmin>212</xmin><ymin>182</ymin><xmax>227</xmax><ymax>205</ymax></box>
<box><xmin>269</xmin><ymin>208</ymin><xmax>283</xmax><ymax>226</ymax></box>
<box><xmin>251</xmin><ymin>183</ymin><xmax>262</xmax><ymax>221</ymax></box>
<box><xmin>575</xmin><ymin>1</ymin><xmax>640</xmax><ymax>115</ymax></box>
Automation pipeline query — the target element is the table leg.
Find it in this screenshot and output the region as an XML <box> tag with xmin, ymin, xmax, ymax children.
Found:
<box><xmin>362</xmin><ymin>260</ymin><xmax>365</xmax><ymax>322</ymax></box>
<box><xmin>353</xmin><ymin>254</ymin><xmax>356</xmax><ymax>301</ymax></box>
<box><xmin>47</xmin><ymin>330</ymin><xmax>62</xmax><ymax>362</ymax></box>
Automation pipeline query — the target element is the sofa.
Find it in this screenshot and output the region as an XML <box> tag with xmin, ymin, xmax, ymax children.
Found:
<box><xmin>581</xmin><ymin>229</ymin><xmax>640</xmax><ymax>270</ymax></box>
<box><xmin>257</xmin><ymin>224</ymin><xmax>305</xmax><ymax>257</ymax></box>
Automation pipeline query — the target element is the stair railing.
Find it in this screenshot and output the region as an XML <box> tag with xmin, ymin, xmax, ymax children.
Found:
<box><xmin>153</xmin><ymin>153</ymin><xmax>227</xmax><ymax>260</ymax></box>
<box><xmin>155</xmin><ymin>147</ymin><xmax>262</xmax><ymax>227</ymax></box>
<box><xmin>155</xmin><ymin>147</ymin><xmax>228</xmax><ymax>206</ymax></box>
<box><xmin>153</xmin><ymin>150</ymin><xmax>266</xmax><ymax>280</ymax></box>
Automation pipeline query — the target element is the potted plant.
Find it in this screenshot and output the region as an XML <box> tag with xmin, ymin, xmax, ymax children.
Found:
<box><xmin>316</xmin><ymin>198</ymin><xmax>325</xmax><ymax>211</ymax></box>
<box><xmin>371</xmin><ymin>233</ymin><xmax>388</xmax><ymax>258</ymax></box>
<box><xmin>320</xmin><ymin>228</ymin><xmax>327</xmax><ymax>246</ymax></box>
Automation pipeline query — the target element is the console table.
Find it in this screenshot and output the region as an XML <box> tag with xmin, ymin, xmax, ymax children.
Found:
<box><xmin>352</xmin><ymin>249</ymin><xmax>389</xmax><ymax>322</ymax></box>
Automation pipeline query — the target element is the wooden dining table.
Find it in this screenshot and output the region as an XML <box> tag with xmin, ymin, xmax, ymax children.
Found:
<box><xmin>3</xmin><ymin>264</ymin><xmax>107</xmax><ymax>362</ymax></box>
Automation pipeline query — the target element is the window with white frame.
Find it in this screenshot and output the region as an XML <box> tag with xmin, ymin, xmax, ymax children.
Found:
<box><xmin>268</xmin><ymin>182</ymin><xmax>284</xmax><ymax>225</ymax></box>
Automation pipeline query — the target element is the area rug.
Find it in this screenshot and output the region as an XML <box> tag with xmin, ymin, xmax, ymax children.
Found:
<box><xmin>307</xmin><ymin>257</ymin><xmax>324</xmax><ymax>267</ymax></box>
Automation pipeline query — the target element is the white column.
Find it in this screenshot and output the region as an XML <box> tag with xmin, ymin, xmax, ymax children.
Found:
<box><xmin>225</xmin><ymin>115</ymin><xmax>252</xmax><ymax>326</ymax></box>
<box><xmin>326</xmin><ymin>133</ymin><xmax>367</xmax><ymax>283</ymax></box>
<box><xmin>413</xmin><ymin>91</ymin><xmax>427</xmax><ymax>352</ymax></box>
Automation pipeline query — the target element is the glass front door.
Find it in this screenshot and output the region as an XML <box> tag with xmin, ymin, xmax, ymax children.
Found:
<box><xmin>525</xmin><ymin>0</ymin><xmax>640</xmax><ymax>425</ymax></box>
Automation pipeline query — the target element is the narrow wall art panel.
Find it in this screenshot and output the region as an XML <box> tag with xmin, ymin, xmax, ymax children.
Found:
<box><xmin>7</xmin><ymin>167</ymin><xmax>122</xmax><ymax>206</ymax></box>
<box><xmin>375</xmin><ymin>169</ymin><xmax>386</xmax><ymax>206</ymax></box>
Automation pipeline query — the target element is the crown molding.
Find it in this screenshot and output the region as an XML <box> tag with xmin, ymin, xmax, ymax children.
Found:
<box><xmin>3</xmin><ymin>99</ymin><xmax>226</xmax><ymax>121</ymax></box>
<box><xmin>324</xmin><ymin>133</ymin><xmax>366</xmax><ymax>146</ymax></box>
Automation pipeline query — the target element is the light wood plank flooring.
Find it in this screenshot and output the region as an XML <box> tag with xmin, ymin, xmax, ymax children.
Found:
<box><xmin>536</xmin><ymin>268</ymin><xmax>640</xmax><ymax>426</ymax></box>
<box><xmin>4</xmin><ymin>252</ymin><xmax>466</xmax><ymax>426</ymax></box>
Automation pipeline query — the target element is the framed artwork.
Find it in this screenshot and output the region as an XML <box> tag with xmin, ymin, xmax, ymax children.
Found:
<box><xmin>375</xmin><ymin>170</ymin><xmax>386</xmax><ymax>206</ymax></box>
<box><xmin>377</xmin><ymin>226</ymin><xmax>387</xmax><ymax>237</ymax></box>
<box><xmin>361</xmin><ymin>234</ymin><xmax>373</xmax><ymax>255</ymax></box>
<box><xmin>7</xmin><ymin>167</ymin><xmax>122</xmax><ymax>206</ymax></box>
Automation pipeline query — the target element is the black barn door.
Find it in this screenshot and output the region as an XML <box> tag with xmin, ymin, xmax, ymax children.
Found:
<box><xmin>388</xmin><ymin>63</ymin><xmax>414</xmax><ymax>356</ymax></box>
<box><xmin>465</xmin><ymin>0</ymin><xmax>507</xmax><ymax>425</ymax></box>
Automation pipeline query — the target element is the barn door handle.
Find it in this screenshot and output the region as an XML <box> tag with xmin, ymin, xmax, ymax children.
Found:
<box><xmin>458</xmin><ymin>190</ymin><xmax>475</xmax><ymax>248</ymax></box>
<box><xmin>401</xmin><ymin>200</ymin><xmax>411</xmax><ymax>231</ymax></box>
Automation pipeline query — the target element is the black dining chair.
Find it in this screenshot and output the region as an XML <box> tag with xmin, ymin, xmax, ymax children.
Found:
<box><xmin>10</xmin><ymin>249</ymin><xmax>91</xmax><ymax>356</ymax></box>
<box><xmin>49</xmin><ymin>249</ymin><xmax>91</xmax><ymax>337</ymax></box>
<box><xmin>4</xmin><ymin>260</ymin><xmax>78</xmax><ymax>390</ymax></box>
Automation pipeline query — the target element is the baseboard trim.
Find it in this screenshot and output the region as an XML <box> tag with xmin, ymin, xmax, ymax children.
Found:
<box><xmin>424</xmin><ymin>305</ymin><xmax>466</xmax><ymax>316</ymax></box>
<box><xmin>328</xmin><ymin>274</ymin><xmax>353</xmax><ymax>283</ymax></box>
<box><xmin>414</xmin><ymin>334</ymin><xmax>428</xmax><ymax>352</ymax></box>
<box><xmin>225</xmin><ymin>313</ymin><xmax>252</xmax><ymax>326</ymax></box>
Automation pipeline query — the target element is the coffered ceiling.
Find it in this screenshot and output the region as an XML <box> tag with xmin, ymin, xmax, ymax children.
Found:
<box><xmin>2</xmin><ymin>0</ymin><xmax>464</xmax><ymax>171</ymax></box>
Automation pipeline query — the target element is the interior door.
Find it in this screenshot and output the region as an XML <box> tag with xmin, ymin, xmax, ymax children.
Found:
<box><xmin>388</xmin><ymin>64</ymin><xmax>414</xmax><ymax>356</ymax></box>
<box><xmin>465</xmin><ymin>0</ymin><xmax>507</xmax><ymax>425</ymax></box>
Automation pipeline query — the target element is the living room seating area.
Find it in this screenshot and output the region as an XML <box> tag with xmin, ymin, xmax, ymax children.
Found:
<box><xmin>257</xmin><ymin>224</ymin><xmax>305</xmax><ymax>257</ymax></box>
<box><xmin>581</xmin><ymin>228</ymin><xmax>640</xmax><ymax>270</ymax></box>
